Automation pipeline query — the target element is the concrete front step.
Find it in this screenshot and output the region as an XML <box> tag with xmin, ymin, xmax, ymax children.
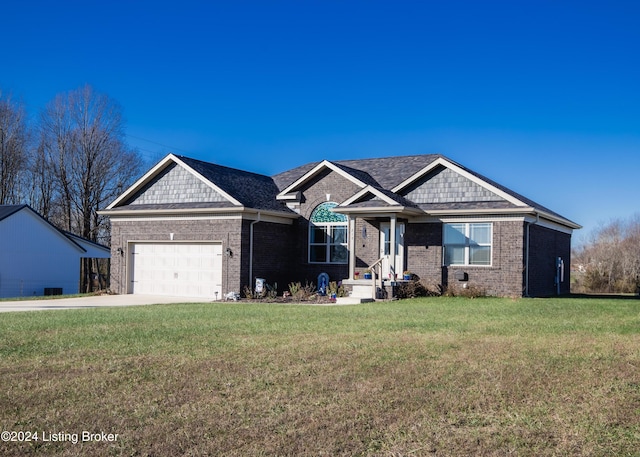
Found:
<box><xmin>341</xmin><ymin>279</ymin><xmax>381</xmax><ymax>301</ymax></box>
<box><xmin>351</xmin><ymin>285</ymin><xmax>376</xmax><ymax>299</ymax></box>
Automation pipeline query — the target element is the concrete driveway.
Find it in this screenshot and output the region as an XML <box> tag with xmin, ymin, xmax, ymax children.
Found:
<box><xmin>0</xmin><ymin>294</ymin><xmax>214</xmax><ymax>313</ymax></box>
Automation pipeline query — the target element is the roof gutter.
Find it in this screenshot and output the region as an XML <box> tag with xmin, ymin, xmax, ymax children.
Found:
<box><xmin>98</xmin><ymin>206</ymin><xmax>297</xmax><ymax>218</ymax></box>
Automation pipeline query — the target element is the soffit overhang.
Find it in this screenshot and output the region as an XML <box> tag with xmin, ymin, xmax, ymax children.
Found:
<box><xmin>333</xmin><ymin>205</ymin><xmax>580</xmax><ymax>231</ymax></box>
<box><xmin>333</xmin><ymin>205</ymin><xmax>424</xmax><ymax>218</ymax></box>
<box><xmin>420</xmin><ymin>207</ymin><xmax>581</xmax><ymax>230</ymax></box>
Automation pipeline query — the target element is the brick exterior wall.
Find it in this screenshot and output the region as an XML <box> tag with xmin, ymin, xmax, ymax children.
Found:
<box><xmin>110</xmin><ymin>217</ymin><xmax>297</xmax><ymax>297</ymax></box>
<box><xmin>109</xmin><ymin>216</ymin><xmax>571</xmax><ymax>299</ymax></box>
<box><xmin>405</xmin><ymin>222</ymin><xmax>444</xmax><ymax>290</ymax></box>
<box><xmin>403</xmin><ymin>220</ymin><xmax>527</xmax><ymax>297</ymax></box>
<box><xmin>289</xmin><ymin>168</ymin><xmax>362</xmax><ymax>286</ymax></box>
<box><xmin>354</xmin><ymin>219</ymin><xmax>381</xmax><ymax>271</ymax></box>
<box><xmin>109</xmin><ymin>218</ymin><xmax>244</xmax><ymax>295</ymax></box>
<box><xmin>246</xmin><ymin>219</ymin><xmax>296</xmax><ymax>293</ymax></box>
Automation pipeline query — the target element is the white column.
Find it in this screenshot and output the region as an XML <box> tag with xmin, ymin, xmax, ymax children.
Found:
<box><xmin>390</xmin><ymin>214</ymin><xmax>397</xmax><ymax>280</ymax></box>
<box><xmin>349</xmin><ymin>215</ymin><xmax>356</xmax><ymax>280</ymax></box>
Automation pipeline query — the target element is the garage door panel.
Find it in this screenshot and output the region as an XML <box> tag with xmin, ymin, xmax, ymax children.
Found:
<box><xmin>130</xmin><ymin>243</ymin><xmax>222</xmax><ymax>299</ymax></box>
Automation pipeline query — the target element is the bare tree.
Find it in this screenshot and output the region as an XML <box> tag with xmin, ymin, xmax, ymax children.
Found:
<box><xmin>0</xmin><ymin>91</ymin><xmax>30</xmax><ymax>204</ymax></box>
<box><xmin>574</xmin><ymin>214</ymin><xmax>640</xmax><ymax>293</ymax></box>
<box><xmin>27</xmin><ymin>141</ymin><xmax>56</xmax><ymax>219</ymax></box>
<box><xmin>38</xmin><ymin>85</ymin><xmax>143</xmax><ymax>291</ymax></box>
<box><xmin>39</xmin><ymin>85</ymin><xmax>142</xmax><ymax>239</ymax></box>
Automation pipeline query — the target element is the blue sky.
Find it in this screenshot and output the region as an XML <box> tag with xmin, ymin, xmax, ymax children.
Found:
<box><xmin>3</xmin><ymin>0</ymin><xmax>639</xmax><ymax>242</ymax></box>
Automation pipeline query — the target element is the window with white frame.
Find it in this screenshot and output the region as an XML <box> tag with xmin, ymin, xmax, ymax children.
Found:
<box><xmin>309</xmin><ymin>202</ymin><xmax>348</xmax><ymax>264</ymax></box>
<box><xmin>443</xmin><ymin>222</ymin><xmax>492</xmax><ymax>266</ymax></box>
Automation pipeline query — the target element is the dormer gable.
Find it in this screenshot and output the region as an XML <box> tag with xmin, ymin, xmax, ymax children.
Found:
<box><xmin>342</xmin><ymin>186</ymin><xmax>406</xmax><ymax>207</ymax></box>
<box><xmin>335</xmin><ymin>185</ymin><xmax>423</xmax><ymax>217</ymax></box>
<box><xmin>276</xmin><ymin>160</ymin><xmax>369</xmax><ymax>201</ymax></box>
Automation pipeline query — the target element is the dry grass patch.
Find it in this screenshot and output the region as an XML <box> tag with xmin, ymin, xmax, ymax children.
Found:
<box><xmin>1</xmin><ymin>297</ymin><xmax>639</xmax><ymax>456</ymax></box>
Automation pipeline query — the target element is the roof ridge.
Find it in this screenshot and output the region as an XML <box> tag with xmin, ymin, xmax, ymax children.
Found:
<box><xmin>333</xmin><ymin>153</ymin><xmax>443</xmax><ymax>164</ymax></box>
<box><xmin>175</xmin><ymin>154</ymin><xmax>272</xmax><ymax>179</ymax></box>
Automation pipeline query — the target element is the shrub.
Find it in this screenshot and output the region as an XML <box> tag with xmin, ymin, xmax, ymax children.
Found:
<box><xmin>264</xmin><ymin>282</ymin><xmax>278</xmax><ymax>300</ymax></box>
<box><xmin>395</xmin><ymin>280</ymin><xmax>439</xmax><ymax>299</ymax></box>
<box><xmin>288</xmin><ymin>281</ymin><xmax>316</xmax><ymax>301</ymax></box>
<box><xmin>243</xmin><ymin>282</ymin><xmax>278</xmax><ymax>300</ymax></box>
<box><xmin>242</xmin><ymin>285</ymin><xmax>254</xmax><ymax>299</ymax></box>
<box><xmin>443</xmin><ymin>283</ymin><xmax>487</xmax><ymax>298</ymax></box>
<box><xmin>328</xmin><ymin>281</ymin><xmax>346</xmax><ymax>298</ymax></box>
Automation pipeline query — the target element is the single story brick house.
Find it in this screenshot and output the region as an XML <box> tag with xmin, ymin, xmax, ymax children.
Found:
<box><xmin>100</xmin><ymin>153</ymin><xmax>580</xmax><ymax>299</ymax></box>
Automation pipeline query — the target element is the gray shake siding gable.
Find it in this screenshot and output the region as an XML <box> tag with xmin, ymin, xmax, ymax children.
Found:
<box><xmin>127</xmin><ymin>163</ymin><xmax>228</xmax><ymax>205</ymax></box>
<box><xmin>403</xmin><ymin>166</ymin><xmax>502</xmax><ymax>204</ymax></box>
<box><xmin>101</xmin><ymin>153</ymin><xmax>580</xmax><ymax>298</ymax></box>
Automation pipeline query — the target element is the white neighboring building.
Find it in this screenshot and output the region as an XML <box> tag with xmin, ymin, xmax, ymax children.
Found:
<box><xmin>0</xmin><ymin>205</ymin><xmax>110</xmax><ymax>298</ymax></box>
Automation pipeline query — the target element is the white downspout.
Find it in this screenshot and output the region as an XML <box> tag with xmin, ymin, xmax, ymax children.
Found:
<box><xmin>525</xmin><ymin>212</ymin><xmax>539</xmax><ymax>297</ymax></box>
<box><xmin>390</xmin><ymin>214</ymin><xmax>397</xmax><ymax>280</ymax></box>
<box><xmin>348</xmin><ymin>215</ymin><xmax>356</xmax><ymax>280</ymax></box>
<box><xmin>249</xmin><ymin>212</ymin><xmax>261</xmax><ymax>290</ymax></box>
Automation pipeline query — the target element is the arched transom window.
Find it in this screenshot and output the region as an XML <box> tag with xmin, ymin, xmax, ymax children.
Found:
<box><xmin>309</xmin><ymin>202</ymin><xmax>348</xmax><ymax>264</ymax></box>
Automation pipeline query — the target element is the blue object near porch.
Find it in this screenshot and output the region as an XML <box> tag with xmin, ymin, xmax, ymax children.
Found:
<box><xmin>317</xmin><ymin>272</ymin><xmax>329</xmax><ymax>296</ymax></box>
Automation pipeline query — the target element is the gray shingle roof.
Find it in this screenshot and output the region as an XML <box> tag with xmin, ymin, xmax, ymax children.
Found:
<box><xmin>272</xmin><ymin>161</ymin><xmax>321</xmax><ymax>191</ymax></box>
<box><xmin>107</xmin><ymin>153</ymin><xmax>578</xmax><ymax>228</ymax></box>
<box><xmin>333</xmin><ymin>154</ymin><xmax>442</xmax><ymax>189</ymax></box>
<box><xmin>272</xmin><ymin>154</ymin><xmax>442</xmax><ymax>191</ymax></box>
<box><xmin>176</xmin><ymin>155</ymin><xmax>293</xmax><ymax>213</ymax></box>
<box><xmin>443</xmin><ymin>158</ymin><xmax>571</xmax><ymax>221</ymax></box>
<box><xmin>271</xmin><ymin>153</ymin><xmax>578</xmax><ymax>226</ymax></box>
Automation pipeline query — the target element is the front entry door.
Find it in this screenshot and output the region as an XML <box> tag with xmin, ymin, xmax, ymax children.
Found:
<box><xmin>380</xmin><ymin>222</ymin><xmax>405</xmax><ymax>280</ymax></box>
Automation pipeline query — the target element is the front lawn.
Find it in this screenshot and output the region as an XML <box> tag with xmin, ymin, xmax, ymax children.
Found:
<box><xmin>1</xmin><ymin>297</ymin><xmax>639</xmax><ymax>456</ymax></box>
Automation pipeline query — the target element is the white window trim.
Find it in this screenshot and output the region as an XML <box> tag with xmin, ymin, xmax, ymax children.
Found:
<box><xmin>308</xmin><ymin>221</ymin><xmax>349</xmax><ymax>264</ymax></box>
<box><xmin>443</xmin><ymin>222</ymin><xmax>493</xmax><ymax>267</ymax></box>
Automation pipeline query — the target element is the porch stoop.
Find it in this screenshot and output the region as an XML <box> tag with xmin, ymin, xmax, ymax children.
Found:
<box><xmin>338</xmin><ymin>279</ymin><xmax>378</xmax><ymax>304</ymax></box>
<box><xmin>337</xmin><ymin>278</ymin><xmax>410</xmax><ymax>304</ymax></box>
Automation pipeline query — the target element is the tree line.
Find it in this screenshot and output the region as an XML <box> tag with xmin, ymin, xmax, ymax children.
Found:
<box><xmin>0</xmin><ymin>85</ymin><xmax>143</xmax><ymax>244</ymax></box>
<box><xmin>1</xmin><ymin>85</ymin><xmax>144</xmax><ymax>291</ymax></box>
<box><xmin>572</xmin><ymin>214</ymin><xmax>640</xmax><ymax>294</ymax></box>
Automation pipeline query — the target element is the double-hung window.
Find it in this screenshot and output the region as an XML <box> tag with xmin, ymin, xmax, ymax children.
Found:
<box><xmin>309</xmin><ymin>202</ymin><xmax>348</xmax><ymax>264</ymax></box>
<box><xmin>443</xmin><ymin>222</ymin><xmax>492</xmax><ymax>266</ymax></box>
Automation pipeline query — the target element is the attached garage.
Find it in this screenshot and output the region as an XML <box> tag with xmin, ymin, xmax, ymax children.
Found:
<box><xmin>128</xmin><ymin>242</ymin><xmax>222</xmax><ymax>299</ymax></box>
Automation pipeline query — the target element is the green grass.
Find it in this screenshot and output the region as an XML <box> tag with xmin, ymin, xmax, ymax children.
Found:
<box><xmin>1</xmin><ymin>296</ymin><xmax>639</xmax><ymax>456</ymax></box>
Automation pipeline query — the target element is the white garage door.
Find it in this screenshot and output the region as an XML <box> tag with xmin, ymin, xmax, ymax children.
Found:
<box><xmin>129</xmin><ymin>243</ymin><xmax>222</xmax><ymax>299</ymax></box>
